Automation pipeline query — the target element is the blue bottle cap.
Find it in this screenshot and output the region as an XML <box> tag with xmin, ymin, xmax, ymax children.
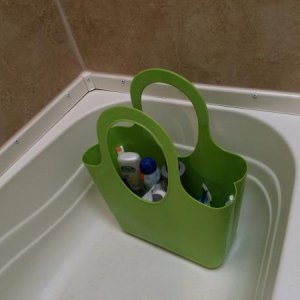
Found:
<box><xmin>140</xmin><ymin>157</ymin><xmax>157</xmax><ymax>175</ymax></box>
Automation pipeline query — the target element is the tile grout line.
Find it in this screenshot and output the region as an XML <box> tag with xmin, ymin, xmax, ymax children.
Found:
<box><xmin>54</xmin><ymin>0</ymin><xmax>87</xmax><ymax>70</ymax></box>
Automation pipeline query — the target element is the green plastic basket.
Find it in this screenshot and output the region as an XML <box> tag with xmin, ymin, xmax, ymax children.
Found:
<box><xmin>82</xmin><ymin>69</ymin><xmax>247</xmax><ymax>268</ymax></box>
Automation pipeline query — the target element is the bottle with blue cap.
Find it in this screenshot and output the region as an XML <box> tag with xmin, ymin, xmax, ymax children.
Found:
<box><xmin>140</xmin><ymin>157</ymin><xmax>161</xmax><ymax>190</ymax></box>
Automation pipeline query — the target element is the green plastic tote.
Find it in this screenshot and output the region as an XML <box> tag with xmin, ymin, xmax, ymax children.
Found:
<box><xmin>82</xmin><ymin>69</ymin><xmax>247</xmax><ymax>268</ymax></box>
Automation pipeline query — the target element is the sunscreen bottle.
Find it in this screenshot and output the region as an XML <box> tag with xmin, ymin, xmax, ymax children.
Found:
<box><xmin>116</xmin><ymin>146</ymin><xmax>143</xmax><ymax>194</ymax></box>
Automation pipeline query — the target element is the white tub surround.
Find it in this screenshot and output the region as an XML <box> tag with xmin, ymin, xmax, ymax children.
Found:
<box><xmin>1</xmin><ymin>72</ymin><xmax>300</xmax><ymax>300</ymax></box>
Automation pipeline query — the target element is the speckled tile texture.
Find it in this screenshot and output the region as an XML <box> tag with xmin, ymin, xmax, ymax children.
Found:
<box><xmin>61</xmin><ymin>0</ymin><xmax>300</xmax><ymax>92</ymax></box>
<box><xmin>2</xmin><ymin>1</ymin><xmax>300</xmax><ymax>147</ymax></box>
<box><xmin>0</xmin><ymin>0</ymin><xmax>81</xmax><ymax>146</ymax></box>
<box><xmin>61</xmin><ymin>1</ymin><xmax>180</xmax><ymax>73</ymax></box>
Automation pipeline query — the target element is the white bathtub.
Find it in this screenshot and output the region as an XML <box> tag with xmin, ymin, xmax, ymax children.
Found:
<box><xmin>0</xmin><ymin>73</ymin><xmax>300</xmax><ymax>300</ymax></box>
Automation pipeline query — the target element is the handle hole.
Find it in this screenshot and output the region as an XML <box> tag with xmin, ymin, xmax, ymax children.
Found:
<box><xmin>112</xmin><ymin>121</ymin><xmax>135</xmax><ymax>128</ymax></box>
<box><xmin>107</xmin><ymin>122</ymin><xmax>168</xmax><ymax>203</ymax></box>
<box><xmin>141</xmin><ymin>85</ymin><xmax>198</xmax><ymax>158</ymax></box>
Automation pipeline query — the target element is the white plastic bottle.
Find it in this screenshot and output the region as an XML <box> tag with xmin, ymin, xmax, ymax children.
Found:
<box><xmin>139</xmin><ymin>157</ymin><xmax>161</xmax><ymax>190</ymax></box>
<box><xmin>116</xmin><ymin>147</ymin><xmax>143</xmax><ymax>194</ymax></box>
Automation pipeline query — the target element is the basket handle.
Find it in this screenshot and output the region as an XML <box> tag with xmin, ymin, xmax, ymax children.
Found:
<box><xmin>96</xmin><ymin>106</ymin><xmax>183</xmax><ymax>193</ymax></box>
<box><xmin>130</xmin><ymin>68</ymin><xmax>211</xmax><ymax>152</ymax></box>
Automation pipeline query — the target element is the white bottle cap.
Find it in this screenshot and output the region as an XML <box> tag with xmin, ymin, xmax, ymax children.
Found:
<box><xmin>152</xmin><ymin>189</ymin><xmax>166</xmax><ymax>202</ymax></box>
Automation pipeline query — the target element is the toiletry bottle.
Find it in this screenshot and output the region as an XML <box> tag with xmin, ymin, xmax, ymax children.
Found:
<box><xmin>199</xmin><ymin>183</ymin><xmax>212</xmax><ymax>206</ymax></box>
<box><xmin>116</xmin><ymin>147</ymin><xmax>143</xmax><ymax>195</ymax></box>
<box><xmin>225</xmin><ymin>195</ymin><xmax>235</xmax><ymax>206</ymax></box>
<box><xmin>140</xmin><ymin>157</ymin><xmax>161</xmax><ymax>190</ymax></box>
<box><xmin>142</xmin><ymin>183</ymin><xmax>166</xmax><ymax>202</ymax></box>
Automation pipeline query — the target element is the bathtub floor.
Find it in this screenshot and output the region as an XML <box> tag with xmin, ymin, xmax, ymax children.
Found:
<box><xmin>1</xmin><ymin>175</ymin><xmax>269</xmax><ymax>300</ymax></box>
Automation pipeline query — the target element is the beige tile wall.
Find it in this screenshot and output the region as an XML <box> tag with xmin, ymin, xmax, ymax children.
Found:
<box><xmin>0</xmin><ymin>0</ymin><xmax>82</xmax><ymax>146</ymax></box>
<box><xmin>61</xmin><ymin>0</ymin><xmax>300</xmax><ymax>91</ymax></box>
<box><xmin>1</xmin><ymin>1</ymin><xmax>300</xmax><ymax>146</ymax></box>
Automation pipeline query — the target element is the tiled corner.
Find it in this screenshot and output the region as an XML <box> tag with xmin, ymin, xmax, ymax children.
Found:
<box><xmin>60</xmin><ymin>0</ymin><xmax>181</xmax><ymax>74</ymax></box>
<box><xmin>61</xmin><ymin>0</ymin><xmax>300</xmax><ymax>92</ymax></box>
<box><xmin>0</xmin><ymin>0</ymin><xmax>82</xmax><ymax>146</ymax></box>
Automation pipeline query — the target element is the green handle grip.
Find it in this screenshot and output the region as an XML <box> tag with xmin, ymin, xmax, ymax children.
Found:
<box><xmin>130</xmin><ymin>68</ymin><xmax>211</xmax><ymax>153</ymax></box>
